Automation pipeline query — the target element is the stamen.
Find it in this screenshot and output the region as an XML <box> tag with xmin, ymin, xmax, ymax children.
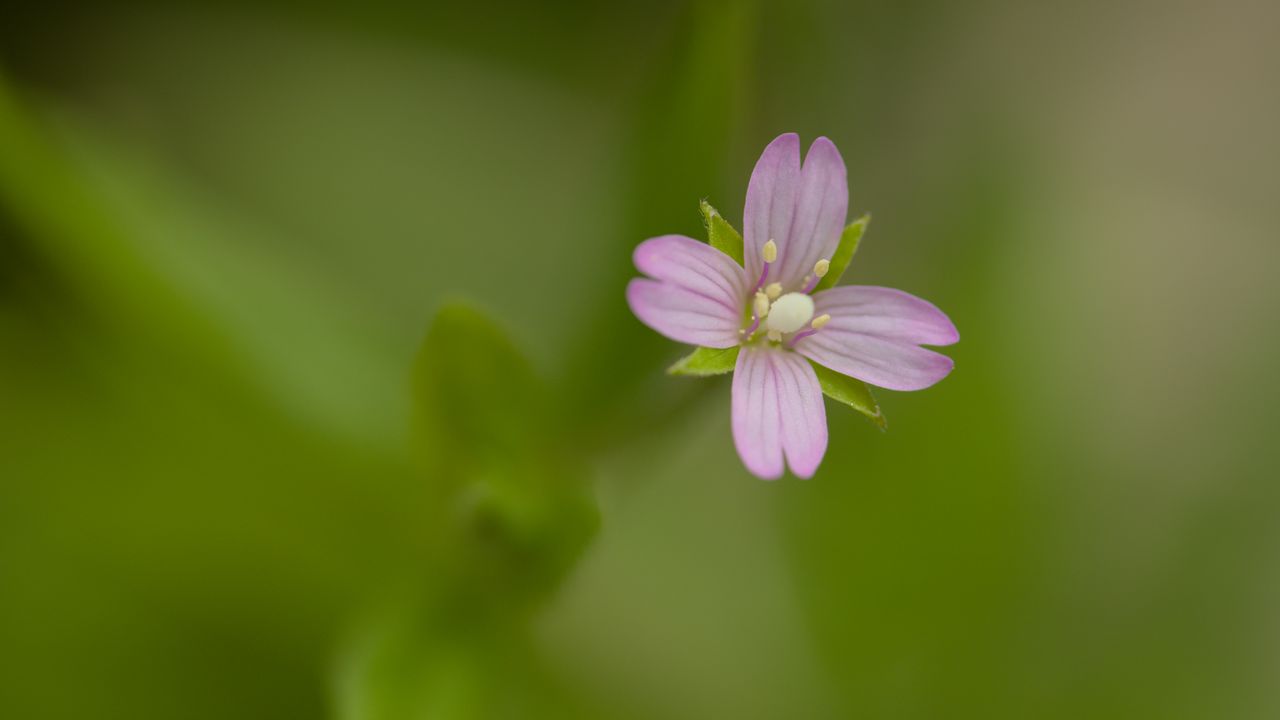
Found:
<box><xmin>741</xmin><ymin>291</ymin><xmax>772</xmax><ymax>342</ymax></box>
<box><xmin>754</xmin><ymin>239</ymin><xmax>778</xmax><ymax>290</ymax></box>
<box><xmin>801</xmin><ymin>258</ymin><xmax>831</xmax><ymax>294</ymax></box>
<box><xmin>753</xmin><ymin>291</ymin><xmax>771</xmax><ymax>319</ymax></box>
<box><xmin>787</xmin><ymin>314</ymin><xmax>831</xmax><ymax>348</ymax></box>
<box><xmin>765</xmin><ymin>282</ymin><xmax>783</xmax><ymax>300</ymax></box>
<box><xmin>763</xmin><ymin>239</ymin><xmax>778</xmax><ymax>263</ymax></box>
<box><xmin>767</xmin><ymin>329</ymin><xmax>782</xmax><ymax>343</ymax></box>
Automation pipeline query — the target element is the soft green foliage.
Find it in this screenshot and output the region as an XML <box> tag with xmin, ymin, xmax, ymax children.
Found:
<box><xmin>699</xmin><ymin>199</ymin><xmax>745</xmax><ymax>264</ymax></box>
<box><xmin>413</xmin><ymin>304</ymin><xmax>549</xmax><ymax>475</ymax></box>
<box><xmin>815</xmin><ymin>214</ymin><xmax>870</xmax><ymax>291</ymax></box>
<box><xmin>412</xmin><ymin>304</ymin><xmax>597</xmax><ymax>599</ymax></box>
<box><xmin>811</xmin><ymin>361</ymin><xmax>886</xmax><ymax>429</ymax></box>
<box><xmin>340</xmin><ymin>304</ymin><xmax>599</xmax><ymax>720</ymax></box>
<box><xmin>668</xmin><ymin>345</ymin><xmax>740</xmax><ymax>376</ymax></box>
<box><xmin>336</xmin><ymin>607</ymin><xmax>576</xmax><ymax>720</ymax></box>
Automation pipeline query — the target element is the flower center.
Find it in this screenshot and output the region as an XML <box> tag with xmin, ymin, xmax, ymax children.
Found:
<box><xmin>765</xmin><ymin>293</ymin><xmax>814</xmax><ymax>333</ymax></box>
<box><xmin>739</xmin><ymin>240</ymin><xmax>833</xmax><ymax>345</ymax></box>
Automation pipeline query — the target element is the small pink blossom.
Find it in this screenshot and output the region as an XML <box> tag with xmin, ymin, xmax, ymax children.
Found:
<box><xmin>627</xmin><ymin>133</ymin><xmax>958</xmax><ymax>479</ymax></box>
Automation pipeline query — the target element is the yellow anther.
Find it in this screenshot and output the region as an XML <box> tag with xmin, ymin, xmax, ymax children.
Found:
<box><xmin>814</xmin><ymin>259</ymin><xmax>830</xmax><ymax>278</ymax></box>
<box><xmin>762</xmin><ymin>239</ymin><xmax>778</xmax><ymax>263</ymax></box>
<box><xmin>811</xmin><ymin>313</ymin><xmax>831</xmax><ymax>329</ymax></box>
<box><xmin>767</xmin><ymin>329</ymin><xmax>783</xmax><ymax>342</ymax></box>
<box><xmin>753</xmin><ymin>291</ymin><xmax>771</xmax><ymax>318</ymax></box>
<box><xmin>765</xmin><ymin>282</ymin><xmax>783</xmax><ymax>300</ymax></box>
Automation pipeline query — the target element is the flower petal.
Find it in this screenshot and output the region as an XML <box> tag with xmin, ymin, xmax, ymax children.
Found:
<box><xmin>776</xmin><ymin>137</ymin><xmax>848</xmax><ymax>288</ymax></box>
<box><xmin>732</xmin><ymin>346</ymin><xmax>783</xmax><ymax>479</ymax></box>
<box><xmin>796</xmin><ymin>331</ymin><xmax>955</xmax><ymax>391</ymax></box>
<box><xmin>627</xmin><ymin>234</ymin><xmax>748</xmax><ymax>348</ymax></box>
<box><xmin>626</xmin><ymin>279</ymin><xmax>741</xmax><ymax>348</ymax></box>
<box><xmin>813</xmin><ymin>286</ymin><xmax>959</xmax><ymax>346</ymax></box>
<box><xmin>774</xmin><ymin>350</ymin><xmax>828</xmax><ymax>478</ymax></box>
<box><xmin>633</xmin><ymin>234</ymin><xmax>749</xmax><ymax>308</ymax></box>
<box><xmin>743</xmin><ymin>133</ymin><xmax>801</xmax><ymax>285</ymax></box>
<box><xmin>732</xmin><ymin>347</ymin><xmax>828</xmax><ymax>479</ymax></box>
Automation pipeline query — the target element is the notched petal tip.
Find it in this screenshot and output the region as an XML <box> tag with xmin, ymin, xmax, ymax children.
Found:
<box><xmin>928</xmin><ymin>309</ymin><xmax>960</xmax><ymax>347</ymax></box>
<box><xmin>803</xmin><ymin>137</ymin><xmax>847</xmax><ymax>183</ymax></box>
<box><xmin>808</xmin><ymin>135</ymin><xmax>842</xmax><ymax>153</ymax></box>
<box><xmin>767</xmin><ymin>132</ymin><xmax>801</xmax><ymax>150</ymax></box>
<box><xmin>925</xmin><ymin>353</ymin><xmax>956</xmax><ymax>385</ymax></box>
<box><xmin>943</xmin><ymin>321</ymin><xmax>961</xmax><ymax>346</ymax></box>
<box><xmin>789</xmin><ymin>465</ymin><xmax>818</xmax><ymax>480</ymax></box>
<box><xmin>750</xmin><ymin>465</ymin><xmax>785</xmax><ymax>481</ymax></box>
<box><xmin>624</xmin><ymin>277</ymin><xmax>649</xmax><ymax>313</ymax></box>
<box><xmin>631</xmin><ymin>234</ymin><xmax>687</xmax><ymax>273</ymax></box>
<box><xmin>883</xmin><ymin>351</ymin><xmax>955</xmax><ymax>392</ymax></box>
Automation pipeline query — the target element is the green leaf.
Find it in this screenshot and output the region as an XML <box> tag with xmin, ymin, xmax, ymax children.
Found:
<box><xmin>815</xmin><ymin>214</ymin><xmax>870</xmax><ymax>291</ymax></box>
<box><xmin>668</xmin><ymin>345</ymin><xmax>740</xmax><ymax>376</ymax></box>
<box><xmin>413</xmin><ymin>303</ymin><xmax>550</xmax><ymax>471</ymax></box>
<box><xmin>811</xmin><ymin>361</ymin><xmax>887</xmax><ymax>430</ymax></box>
<box><xmin>699</xmin><ymin>200</ymin><xmax>744</xmax><ymax>264</ymax></box>
<box><xmin>412</xmin><ymin>302</ymin><xmax>597</xmax><ymax>598</ymax></box>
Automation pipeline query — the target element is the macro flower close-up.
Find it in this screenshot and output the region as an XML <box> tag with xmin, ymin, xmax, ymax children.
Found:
<box><xmin>3</xmin><ymin>2</ymin><xmax>1277</xmax><ymax>718</ymax></box>
<box><xmin>627</xmin><ymin>133</ymin><xmax>958</xmax><ymax>479</ymax></box>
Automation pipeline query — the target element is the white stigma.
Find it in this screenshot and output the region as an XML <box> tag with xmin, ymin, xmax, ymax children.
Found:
<box><xmin>765</xmin><ymin>292</ymin><xmax>815</xmax><ymax>334</ymax></box>
<box><xmin>762</xmin><ymin>239</ymin><xmax>778</xmax><ymax>263</ymax></box>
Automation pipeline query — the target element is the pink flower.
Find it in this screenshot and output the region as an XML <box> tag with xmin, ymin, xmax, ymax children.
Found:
<box><xmin>627</xmin><ymin>134</ymin><xmax>958</xmax><ymax>479</ymax></box>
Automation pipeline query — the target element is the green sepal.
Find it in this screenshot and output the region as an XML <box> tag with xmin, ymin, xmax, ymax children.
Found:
<box><xmin>699</xmin><ymin>200</ymin><xmax>744</xmax><ymax>265</ymax></box>
<box><xmin>668</xmin><ymin>345</ymin><xmax>740</xmax><ymax>376</ymax></box>
<box><xmin>815</xmin><ymin>214</ymin><xmax>870</xmax><ymax>291</ymax></box>
<box><xmin>811</xmin><ymin>361</ymin><xmax>887</xmax><ymax>430</ymax></box>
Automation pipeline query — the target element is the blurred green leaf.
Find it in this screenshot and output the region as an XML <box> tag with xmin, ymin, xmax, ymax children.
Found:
<box><xmin>339</xmin><ymin>303</ymin><xmax>601</xmax><ymax>720</ymax></box>
<box><xmin>699</xmin><ymin>199</ymin><xmax>744</xmax><ymax>265</ymax></box>
<box><xmin>413</xmin><ymin>303</ymin><xmax>548</xmax><ymax>473</ymax></box>
<box><xmin>411</xmin><ymin>302</ymin><xmax>597</xmax><ymax>600</ymax></box>
<box><xmin>0</xmin><ymin>72</ymin><xmax>408</xmax><ymax>448</ymax></box>
<box><xmin>334</xmin><ymin>604</ymin><xmax>581</xmax><ymax>720</ymax></box>
<box><xmin>0</xmin><ymin>72</ymin><xmax>222</xmax><ymax>351</ymax></box>
<box><xmin>811</xmin><ymin>361</ymin><xmax>886</xmax><ymax>429</ymax></box>
<box><xmin>668</xmin><ymin>346</ymin><xmax>739</xmax><ymax>376</ymax></box>
<box><xmin>815</xmin><ymin>214</ymin><xmax>869</xmax><ymax>291</ymax></box>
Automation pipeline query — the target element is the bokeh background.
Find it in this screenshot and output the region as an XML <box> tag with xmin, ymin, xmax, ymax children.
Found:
<box><xmin>3</xmin><ymin>1</ymin><xmax>1279</xmax><ymax>718</ymax></box>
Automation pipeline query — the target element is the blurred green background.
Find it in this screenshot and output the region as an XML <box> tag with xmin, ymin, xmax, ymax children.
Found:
<box><xmin>3</xmin><ymin>1</ymin><xmax>1279</xmax><ymax>718</ymax></box>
